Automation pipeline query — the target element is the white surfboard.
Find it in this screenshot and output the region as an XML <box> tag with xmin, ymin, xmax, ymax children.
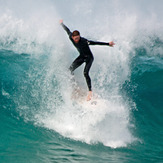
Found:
<box><xmin>71</xmin><ymin>86</ymin><xmax>107</xmax><ymax>109</ymax></box>
<box><xmin>70</xmin><ymin>78</ymin><xmax>108</xmax><ymax>108</ymax></box>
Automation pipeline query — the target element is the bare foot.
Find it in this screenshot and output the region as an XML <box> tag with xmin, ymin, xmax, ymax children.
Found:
<box><xmin>87</xmin><ymin>91</ymin><xmax>92</xmax><ymax>101</ymax></box>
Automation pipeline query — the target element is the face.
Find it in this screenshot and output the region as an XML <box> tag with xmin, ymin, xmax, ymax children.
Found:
<box><xmin>72</xmin><ymin>35</ymin><xmax>80</xmax><ymax>43</ymax></box>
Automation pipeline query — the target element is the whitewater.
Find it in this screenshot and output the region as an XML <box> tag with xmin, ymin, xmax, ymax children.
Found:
<box><xmin>0</xmin><ymin>0</ymin><xmax>163</xmax><ymax>162</ymax></box>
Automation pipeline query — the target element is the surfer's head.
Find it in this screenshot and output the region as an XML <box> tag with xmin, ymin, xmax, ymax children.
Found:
<box><xmin>72</xmin><ymin>30</ymin><xmax>80</xmax><ymax>43</ymax></box>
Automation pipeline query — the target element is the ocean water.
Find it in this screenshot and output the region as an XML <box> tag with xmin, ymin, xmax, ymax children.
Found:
<box><xmin>0</xmin><ymin>0</ymin><xmax>163</xmax><ymax>162</ymax></box>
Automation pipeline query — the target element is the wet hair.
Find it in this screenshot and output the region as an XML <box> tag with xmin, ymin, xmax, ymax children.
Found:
<box><xmin>72</xmin><ymin>30</ymin><xmax>80</xmax><ymax>36</ymax></box>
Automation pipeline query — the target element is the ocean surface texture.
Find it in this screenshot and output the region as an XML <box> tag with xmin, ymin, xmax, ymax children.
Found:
<box><xmin>0</xmin><ymin>0</ymin><xmax>163</xmax><ymax>162</ymax></box>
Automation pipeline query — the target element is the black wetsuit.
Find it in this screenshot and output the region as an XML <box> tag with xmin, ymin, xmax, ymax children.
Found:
<box><xmin>61</xmin><ymin>23</ymin><xmax>110</xmax><ymax>91</ymax></box>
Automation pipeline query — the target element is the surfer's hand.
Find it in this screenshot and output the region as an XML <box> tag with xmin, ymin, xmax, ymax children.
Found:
<box><xmin>59</xmin><ymin>19</ymin><xmax>63</xmax><ymax>24</ymax></box>
<box><xmin>109</xmin><ymin>41</ymin><xmax>115</xmax><ymax>47</ymax></box>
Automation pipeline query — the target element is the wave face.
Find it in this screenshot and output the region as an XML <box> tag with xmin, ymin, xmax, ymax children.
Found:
<box><xmin>0</xmin><ymin>0</ymin><xmax>163</xmax><ymax>162</ymax></box>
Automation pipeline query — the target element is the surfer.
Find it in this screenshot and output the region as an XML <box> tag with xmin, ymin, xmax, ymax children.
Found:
<box><xmin>60</xmin><ymin>20</ymin><xmax>115</xmax><ymax>101</ymax></box>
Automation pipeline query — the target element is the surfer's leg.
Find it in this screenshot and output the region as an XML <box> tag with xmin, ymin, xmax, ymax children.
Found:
<box><xmin>84</xmin><ymin>58</ymin><xmax>94</xmax><ymax>101</ymax></box>
<box><xmin>69</xmin><ymin>57</ymin><xmax>84</xmax><ymax>90</ymax></box>
<box><xmin>69</xmin><ymin>56</ymin><xmax>84</xmax><ymax>75</ymax></box>
<box><xmin>84</xmin><ymin>57</ymin><xmax>94</xmax><ymax>91</ymax></box>
<box><xmin>69</xmin><ymin>57</ymin><xmax>84</xmax><ymax>99</ymax></box>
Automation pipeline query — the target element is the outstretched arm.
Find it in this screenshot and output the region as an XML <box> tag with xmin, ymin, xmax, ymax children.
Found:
<box><xmin>59</xmin><ymin>19</ymin><xmax>72</xmax><ymax>36</ymax></box>
<box><xmin>88</xmin><ymin>40</ymin><xmax>115</xmax><ymax>47</ymax></box>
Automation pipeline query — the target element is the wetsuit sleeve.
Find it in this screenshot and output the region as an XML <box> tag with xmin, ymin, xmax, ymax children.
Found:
<box><xmin>61</xmin><ymin>23</ymin><xmax>72</xmax><ymax>36</ymax></box>
<box><xmin>87</xmin><ymin>40</ymin><xmax>110</xmax><ymax>46</ymax></box>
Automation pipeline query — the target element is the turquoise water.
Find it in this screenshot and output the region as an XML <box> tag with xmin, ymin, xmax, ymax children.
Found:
<box><xmin>0</xmin><ymin>0</ymin><xmax>163</xmax><ymax>162</ymax></box>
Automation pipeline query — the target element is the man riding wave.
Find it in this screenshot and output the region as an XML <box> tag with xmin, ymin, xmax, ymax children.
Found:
<box><xmin>60</xmin><ymin>20</ymin><xmax>115</xmax><ymax>101</ymax></box>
